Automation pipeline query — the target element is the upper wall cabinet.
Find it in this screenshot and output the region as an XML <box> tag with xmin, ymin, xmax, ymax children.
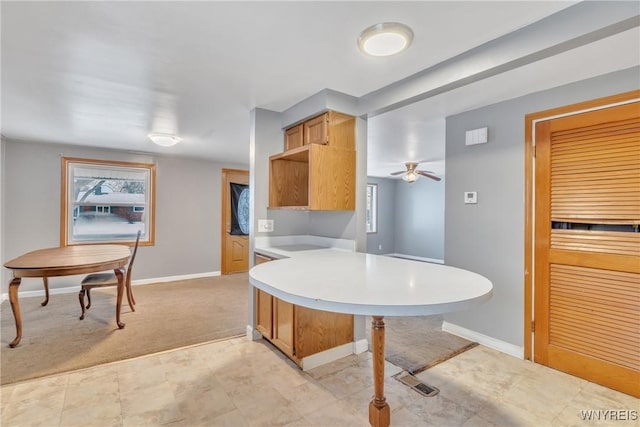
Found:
<box><xmin>269</xmin><ymin>111</ymin><xmax>356</xmax><ymax>211</ymax></box>
<box><xmin>284</xmin><ymin>124</ymin><xmax>304</xmax><ymax>151</ymax></box>
<box><xmin>304</xmin><ymin>114</ymin><xmax>328</xmax><ymax>145</ymax></box>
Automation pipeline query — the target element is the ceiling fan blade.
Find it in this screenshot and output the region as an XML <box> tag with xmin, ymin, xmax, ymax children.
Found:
<box><xmin>416</xmin><ymin>171</ymin><xmax>441</xmax><ymax>181</ymax></box>
<box><xmin>389</xmin><ymin>171</ymin><xmax>406</xmax><ymax>176</ymax></box>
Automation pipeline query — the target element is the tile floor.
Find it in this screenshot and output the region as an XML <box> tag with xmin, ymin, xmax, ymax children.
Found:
<box><xmin>1</xmin><ymin>337</ymin><xmax>638</xmax><ymax>427</ymax></box>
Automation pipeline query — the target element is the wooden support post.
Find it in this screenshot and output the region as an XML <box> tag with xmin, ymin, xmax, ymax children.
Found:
<box><xmin>369</xmin><ymin>316</ymin><xmax>390</xmax><ymax>427</ymax></box>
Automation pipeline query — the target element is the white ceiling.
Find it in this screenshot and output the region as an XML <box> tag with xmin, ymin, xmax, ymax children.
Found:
<box><xmin>367</xmin><ymin>26</ymin><xmax>640</xmax><ymax>178</ymax></box>
<box><xmin>1</xmin><ymin>2</ymin><xmax>637</xmax><ymax>176</ymax></box>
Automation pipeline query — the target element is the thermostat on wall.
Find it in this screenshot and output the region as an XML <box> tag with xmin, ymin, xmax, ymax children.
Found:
<box><xmin>464</xmin><ymin>192</ymin><xmax>478</xmax><ymax>204</ymax></box>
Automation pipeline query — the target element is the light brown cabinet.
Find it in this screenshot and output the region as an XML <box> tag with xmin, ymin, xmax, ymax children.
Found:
<box><xmin>255</xmin><ymin>289</ymin><xmax>273</xmax><ymax>339</ymax></box>
<box><xmin>254</xmin><ymin>254</ymin><xmax>273</xmax><ymax>339</ymax></box>
<box><xmin>272</xmin><ymin>298</ymin><xmax>296</xmax><ymax>359</ymax></box>
<box><xmin>253</xmin><ymin>252</ymin><xmax>354</xmax><ymax>367</ymax></box>
<box><xmin>304</xmin><ymin>113</ymin><xmax>328</xmax><ymax>145</ymax></box>
<box><xmin>269</xmin><ymin>111</ymin><xmax>356</xmax><ymax>211</ymax></box>
<box><xmin>284</xmin><ymin>124</ymin><xmax>304</xmax><ymax>151</ymax></box>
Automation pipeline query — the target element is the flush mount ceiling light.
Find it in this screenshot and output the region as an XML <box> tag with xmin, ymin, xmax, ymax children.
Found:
<box><xmin>358</xmin><ymin>22</ymin><xmax>414</xmax><ymax>57</ymax></box>
<box><xmin>148</xmin><ymin>133</ymin><xmax>181</xmax><ymax>147</ymax></box>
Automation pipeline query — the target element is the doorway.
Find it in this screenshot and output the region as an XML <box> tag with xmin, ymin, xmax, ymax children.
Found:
<box><xmin>221</xmin><ymin>168</ymin><xmax>249</xmax><ymax>275</ymax></box>
<box><xmin>525</xmin><ymin>91</ymin><xmax>639</xmax><ymax>397</ymax></box>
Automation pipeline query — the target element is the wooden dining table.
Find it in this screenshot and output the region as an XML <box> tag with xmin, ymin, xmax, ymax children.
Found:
<box><xmin>3</xmin><ymin>244</ymin><xmax>131</xmax><ymax>348</ymax></box>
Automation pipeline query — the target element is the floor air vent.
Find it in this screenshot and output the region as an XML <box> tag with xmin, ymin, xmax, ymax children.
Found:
<box><xmin>395</xmin><ymin>372</ymin><xmax>440</xmax><ymax>397</ymax></box>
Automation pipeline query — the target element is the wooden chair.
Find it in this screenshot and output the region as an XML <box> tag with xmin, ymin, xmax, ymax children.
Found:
<box><xmin>79</xmin><ymin>230</ymin><xmax>141</xmax><ymax>320</ymax></box>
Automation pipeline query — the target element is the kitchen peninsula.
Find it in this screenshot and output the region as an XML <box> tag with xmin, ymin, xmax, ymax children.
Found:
<box><xmin>253</xmin><ymin>237</ymin><xmax>359</xmax><ymax>371</ymax></box>
<box><xmin>250</xmin><ymin>248</ymin><xmax>493</xmax><ymax>427</ymax></box>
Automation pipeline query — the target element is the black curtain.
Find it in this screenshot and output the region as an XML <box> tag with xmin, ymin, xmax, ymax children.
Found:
<box><xmin>230</xmin><ymin>183</ymin><xmax>249</xmax><ymax>235</ymax></box>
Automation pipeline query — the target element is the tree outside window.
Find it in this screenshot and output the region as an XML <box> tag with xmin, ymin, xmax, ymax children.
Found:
<box><xmin>61</xmin><ymin>157</ymin><xmax>156</xmax><ymax>246</ymax></box>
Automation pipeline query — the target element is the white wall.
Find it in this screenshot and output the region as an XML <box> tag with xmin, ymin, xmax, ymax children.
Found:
<box><xmin>443</xmin><ymin>66</ymin><xmax>639</xmax><ymax>347</ymax></box>
<box><xmin>0</xmin><ymin>137</ymin><xmax>4</xmax><ymax>290</ymax></box>
<box><xmin>365</xmin><ymin>177</ymin><xmax>395</xmax><ymax>254</ymax></box>
<box><xmin>365</xmin><ymin>176</ymin><xmax>445</xmax><ymax>260</ymax></box>
<box><xmin>393</xmin><ymin>177</ymin><xmax>445</xmax><ymax>260</ymax></box>
<box><xmin>1</xmin><ymin>139</ymin><xmax>247</xmax><ymax>294</ymax></box>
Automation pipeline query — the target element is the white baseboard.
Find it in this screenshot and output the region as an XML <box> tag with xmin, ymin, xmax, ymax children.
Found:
<box><xmin>353</xmin><ymin>338</ymin><xmax>368</xmax><ymax>355</ymax></box>
<box><xmin>385</xmin><ymin>253</ymin><xmax>444</xmax><ymax>264</ymax></box>
<box><xmin>0</xmin><ymin>271</ymin><xmax>222</xmax><ymax>302</ymax></box>
<box><xmin>247</xmin><ymin>325</ymin><xmax>263</xmax><ymax>340</ymax></box>
<box><xmin>442</xmin><ymin>321</ymin><xmax>524</xmax><ymax>359</ymax></box>
<box><xmin>302</xmin><ymin>342</ymin><xmax>354</xmax><ymax>371</ymax></box>
<box><xmin>1</xmin><ymin>285</ymin><xmax>81</xmax><ymax>302</ymax></box>
<box><xmin>132</xmin><ymin>271</ymin><xmax>220</xmax><ymax>286</ymax></box>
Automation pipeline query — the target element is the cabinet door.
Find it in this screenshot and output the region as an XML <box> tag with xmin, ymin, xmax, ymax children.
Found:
<box><xmin>304</xmin><ymin>113</ymin><xmax>329</xmax><ymax>145</ymax></box>
<box><xmin>254</xmin><ymin>254</ymin><xmax>273</xmax><ymax>338</ymax></box>
<box><xmin>255</xmin><ymin>289</ymin><xmax>273</xmax><ymax>339</ymax></box>
<box><xmin>285</xmin><ymin>124</ymin><xmax>304</xmax><ymax>151</ymax></box>
<box><xmin>272</xmin><ymin>297</ymin><xmax>296</xmax><ymax>359</ymax></box>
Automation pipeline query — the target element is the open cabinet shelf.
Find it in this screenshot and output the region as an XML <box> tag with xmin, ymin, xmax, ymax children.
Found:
<box><xmin>268</xmin><ymin>111</ymin><xmax>356</xmax><ymax>211</ymax></box>
<box><xmin>269</xmin><ymin>146</ymin><xmax>310</xmax><ymax>209</ymax></box>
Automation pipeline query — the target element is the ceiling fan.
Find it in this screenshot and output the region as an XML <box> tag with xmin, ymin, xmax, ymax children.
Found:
<box><xmin>390</xmin><ymin>162</ymin><xmax>441</xmax><ymax>183</ymax></box>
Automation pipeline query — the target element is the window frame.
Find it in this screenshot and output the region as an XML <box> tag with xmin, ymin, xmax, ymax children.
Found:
<box><xmin>366</xmin><ymin>183</ymin><xmax>378</xmax><ymax>234</ymax></box>
<box><xmin>61</xmin><ymin>157</ymin><xmax>156</xmax><ymax>247</ymax></box>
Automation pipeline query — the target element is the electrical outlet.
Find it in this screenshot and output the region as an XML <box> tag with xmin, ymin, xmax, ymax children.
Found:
<box><xmin>378</xmin><ymin>244</ymin><xmax>382</xmax><ymax>250</ymax></box>
<box><xmin>464</xmin><ymin>192</ymin><xmax>478</xmax><ymax>204</ymax></box>
<box><xmin>258</xmin><ymin>219</ymin><xmax>274</xmax><ymax>232</ymax></box>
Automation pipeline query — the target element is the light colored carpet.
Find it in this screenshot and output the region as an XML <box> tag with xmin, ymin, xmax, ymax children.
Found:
<box><xmin>367</xmin><ymin>315</ymin><xmax>477</xmax><ymax>374</ymax></box>
<box><xmin>1</xmin><ymin>274</ymin><xmax>248</xmax><ymax>385</ymax></box>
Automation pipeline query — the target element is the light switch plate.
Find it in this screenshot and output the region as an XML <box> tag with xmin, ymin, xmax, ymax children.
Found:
<box><xmin>464</xmin><ymin>192</ymin><xmax>478</xmax><ymax>204</ymax></box>
<box><xmin>258</xmin><ymin>219</ymin><xmax>274</xmax><ymax>232</ymax></box>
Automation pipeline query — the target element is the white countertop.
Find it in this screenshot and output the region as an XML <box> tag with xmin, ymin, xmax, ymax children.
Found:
<box><xmin>249</xmin><ymin>249</ymin><xmax>493</xmax><ymax>317</ymax></box>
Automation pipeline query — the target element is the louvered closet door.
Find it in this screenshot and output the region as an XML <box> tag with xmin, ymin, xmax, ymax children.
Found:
<box><xmin>534</xmin><ymin>101</ymin><xmax>640</xmax><ymax>397</ymax></box>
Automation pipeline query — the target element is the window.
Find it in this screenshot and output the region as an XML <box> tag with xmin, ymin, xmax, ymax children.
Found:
<box><xmin>61</xmin><ymin>157</ymin><xmax>156</xmax><ymax>246</ymax></box>
<box><xmin>366</xmin><ymin>183</ymin><xmax>378</xmax><ymax>233</ymax></box>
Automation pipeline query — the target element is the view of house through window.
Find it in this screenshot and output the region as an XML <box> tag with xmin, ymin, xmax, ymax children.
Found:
<box><xmin>62</xmin><ymin>157</ymin><xmax>156</xmax><ymax>246</ymax></box>
<box><xmin>366</xmin><ymin>183</ymin><xmax>378</xmax><ymax>233</ymax></box>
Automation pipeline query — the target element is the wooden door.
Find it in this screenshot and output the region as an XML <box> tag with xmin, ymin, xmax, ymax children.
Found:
<box><xmin>533</xmin><ymin>100</ymin><xmax>640</xmax><ymax>397</ymax></box>
<box><xmin>221</xmin><ymin>169</ymin><xmax>249</xmax><ymax>275</ymax></box>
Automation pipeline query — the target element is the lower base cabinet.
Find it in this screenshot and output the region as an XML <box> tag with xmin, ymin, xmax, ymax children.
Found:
<box><xmin>254</xmin><ymin>253</ymin><xmax>353</xmax><ymax>367</ymax></box>
<box><xmin>255</xmin><ymin>288</ymin><xmax>273</xmax><ymax>339</ymax></box>
<box><xmin>272</xmin><ymin>298</ymin><xmax>296</xmax><ymax>360</ymax></box>
<box><xmin>294</xmin><ymin>305</ymin><xmax>354</xmax><ymax>360</ymax></box>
